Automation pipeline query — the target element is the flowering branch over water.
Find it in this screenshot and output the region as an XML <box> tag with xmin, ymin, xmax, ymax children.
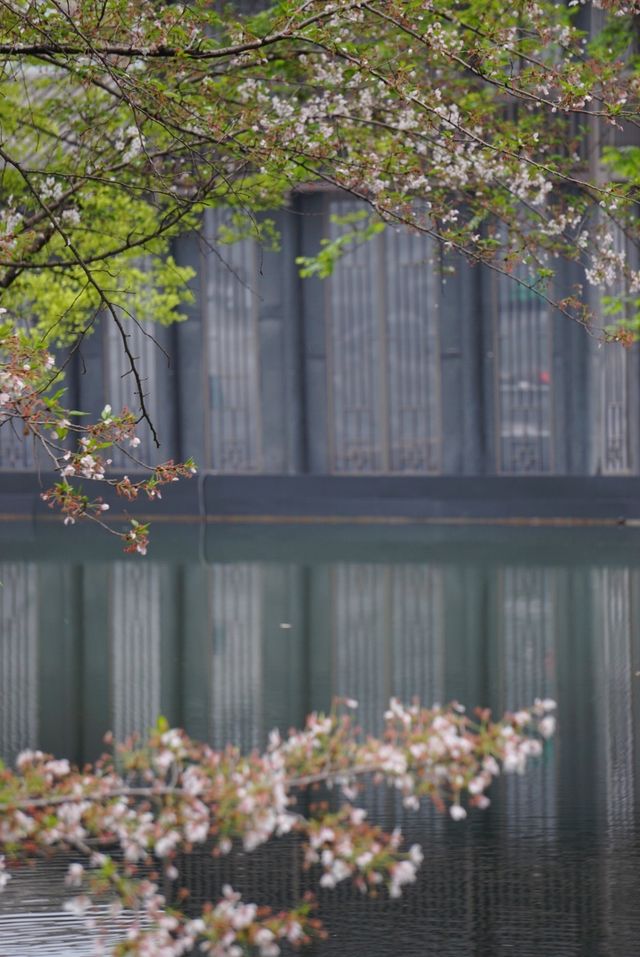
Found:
<box><xmin>0</xmin><ymin>323</ymin><xmax>196</xmax><ymax>552</ymax></box>
<box><xmin>0</xmin><ymin>697</ymin><xmax>556</xmax><ymax>956</ymax></box>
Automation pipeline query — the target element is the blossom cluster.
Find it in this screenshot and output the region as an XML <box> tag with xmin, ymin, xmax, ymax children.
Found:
<box><xmin>0</xmin><ymin>325</ymin><xmax>196</xmax><ymax>553</ymax></box>
<box><xmin>0</xmin><ymin>699</ymin><xmax>556</xmax><ymax>955</ymax></box>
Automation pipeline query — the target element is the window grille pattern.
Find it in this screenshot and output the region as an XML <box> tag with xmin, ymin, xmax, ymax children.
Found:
<box><xmin>210</xmin><ymin>564</ymin><xmax>262</xmax><ymax>751</ymax></box>
<box><xmin>0</xmin><ymin>563</ymin><xmax>37</xmax><ymax>761</ymax></box>
<box><xmin>110</xmin><ymin>563</ymin><xmax>161</xmax><ymax>741</ymax></box>
<box><xmin>498</xmin><ymin>567</ymin><xmax>556</xmax><ymax>830</ymax></box>
<box><xmin>105</xmin><ymin>307</ymin><xmax>160</xmax><ymax>466</ymax></box>
<box><xmin>327</xmin><ymin>201</ymin><xmax>441</xmax><ymax>473</ymax></box>
<box><xmin>0</xmin><ymin>423</ymin><xmax>35</xmax><ymax>469</ymax></box>
<box><xmin>202</xmin><ymin>210</ymin><xmax>262</xmax><ymax>471</ymax></box>
<box><xmin>494</xmin><ymin>273</ymin><xmax>554</xmax><ymax>472</ymax></box>
<box><xmin>601</xmin><ymin>342</ymin><xmax>630</xmax><ymax>473</ymax></box>
<box><xmin>600</xmin><ymin>228</ymin><xmax>635</xmax><ymax>474</ymax></box>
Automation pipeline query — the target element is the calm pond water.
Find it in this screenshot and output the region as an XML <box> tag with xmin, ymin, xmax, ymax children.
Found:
<box><xmin>1</xmin><ymin>522</ymin><xmax>640</xmax><ymax>956</ymax></box>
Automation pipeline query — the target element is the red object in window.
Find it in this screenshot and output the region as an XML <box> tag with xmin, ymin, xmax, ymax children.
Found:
<box><xmin>539</xmin><ymin>371</ymin><xmax>551</xmax><ymax>384</ymax></box>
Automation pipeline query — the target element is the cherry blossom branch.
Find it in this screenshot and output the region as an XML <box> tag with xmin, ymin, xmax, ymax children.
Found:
<box><xmin>0</xmin><ymin>697</ymin><xmax>556</xmax><ymax>956</ymax></box>
<box><xmin>0</xmin><ymin>325</ymin><xmax>196</xmax><ymax>552</ymax></box>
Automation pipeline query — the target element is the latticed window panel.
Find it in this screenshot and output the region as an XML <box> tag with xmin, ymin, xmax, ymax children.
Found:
<box><xmin>104</xmin><ymin>305</ymin><xmax>160</xmax><ymax>468</ymax></box>
<box><xmin>494</xmin><ymin>272</ymin><xmax>554</xmax><ymax>473</ymax></box>
<box><xmin>326</xmin><ymin>200</ymin><xmax>442</xmax><ymax>474</ymax></box>
<box><xmin>0</xmin><ymin>563</ymin><xmax>37</xmax><ymax>762</ymax></box>
<box><xmin>209</xmin><ymin>563</ymin><xmax>263</xmax><ymax>751</ymax></box>
<box><xmin>0</xmin><ymin>423</ymin><xmax>35</xmax><ymax>469</ymax></box>
<box><xmin>202</xmin><ymin>209</ymin><xmax>262</xmax><ymax>472</ymax></box>
<box><xmin>599</xmin><ymin>227</ymin><xmax>636</xmax><ymax>474</ymax></box>
<box><xmin>110</xmin><ymin>563</ymin><xmax>162</xmax><ymax>742</ymax></box>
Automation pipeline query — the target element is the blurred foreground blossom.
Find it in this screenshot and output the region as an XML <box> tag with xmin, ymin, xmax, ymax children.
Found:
<box><xmin>0</xmin><ymin>699</ymin><xmax>555</xmax><ymax>956</ymax></box>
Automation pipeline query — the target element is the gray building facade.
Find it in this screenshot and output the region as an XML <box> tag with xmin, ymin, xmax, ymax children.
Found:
<box><xmin>1</xmin><ymin>193</ymin><xmax>638</xmax><ymax>490</ymax></box>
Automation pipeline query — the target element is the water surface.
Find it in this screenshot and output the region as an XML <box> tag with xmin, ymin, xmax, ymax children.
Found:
<box><xmin>1</xmin><ymin>523</ymin><xmax>639</xmax><ymax>955</ymax></box>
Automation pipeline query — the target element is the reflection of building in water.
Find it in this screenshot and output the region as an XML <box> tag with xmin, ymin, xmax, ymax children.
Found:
<box><xmin>0</xmin><ymin>563</ymin><xmax>37</xmax><ymax>763</ymax></box>
<box><xmin>3</xmin><ymin>548</ymin><xmax>640</xmax><ymax>954</ymax></box>
<box><xmin>329</xmin><ymin>563</ymin><xmax>444</xmax><ymax>822</ymax></box>
<box><xmin>331</xmin><ymin>564</ymin><xmax>445</xmax><ymax>733</ymax></box>
<box><xmin>210</xmin><ymin>564</ymin><xmax>263</xmax><ymax>750</ymax></box>
<box><xmin>592</xmin><ymin>567</ymin><xmax>639</xmax><ymax>955</ymax></box>
<box><xmin>592</xmin><ymin>568</ymin><xmax>637</xmax><ymax>831</ymax></box>
<box><xmin>110</xmin><ymin>563</ymin><xmax>162</xmax><ymax>742</ymax></box>
<box><xmin>496</xmin><ymin>567</ymin><xmax>557</xmax><ymax>835</ymax></box>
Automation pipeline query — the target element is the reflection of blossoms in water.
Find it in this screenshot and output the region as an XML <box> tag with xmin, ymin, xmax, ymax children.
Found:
<box><xmin>0</xmin><ymin>855</ymin><xmax>10</xmax><ymax>891</ymax></box>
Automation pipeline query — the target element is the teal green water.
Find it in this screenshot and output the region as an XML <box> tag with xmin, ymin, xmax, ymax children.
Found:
<box><xmin>1</xmin><ymin>523</ymin><xmax>639</xmax><ymax>955</ymax></box>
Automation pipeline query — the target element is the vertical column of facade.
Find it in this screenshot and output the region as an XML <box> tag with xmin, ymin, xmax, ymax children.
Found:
<box><xmin>0</xmin><ymin>563</ymin><xmax>37</xmax><ymax>763</ymax></box>
<box><xmin>255</xmin><ymin>209</ymin><xmax>304</xmax><ymax>473</ymax></box>
<box><xmin>439</xmin><ymin>252</ymin><xmax>484</xmax><ymax>474</ymax></box>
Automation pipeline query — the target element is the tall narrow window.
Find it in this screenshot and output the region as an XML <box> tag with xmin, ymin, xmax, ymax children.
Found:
<box><xmin>202</xmin><ymin>210</ymin><xmax>262</xmax><ymax>471</ymax></box>
<box><xmin>105</xmin><ymin>308</ymin><xmax>160</xmax><ymax>466</ymax></box>
<box><xmin>494</xmin><ymin>271</ymin><xmax>554</xmax><ymax>472</ymax></box>
<box><xmin>326</xmin><ymin>199</ymin><xmax>442</xmax><ymax>474</ymax></box>
<box><xmin>0</xmin><ymin>422</ymin><xmax>35</xmax><ymax>469</ymax></box>
<box><xmin>600</xmin><ymin>228</ymin><xmax>636</xmax><ymax>474</ymax></box>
